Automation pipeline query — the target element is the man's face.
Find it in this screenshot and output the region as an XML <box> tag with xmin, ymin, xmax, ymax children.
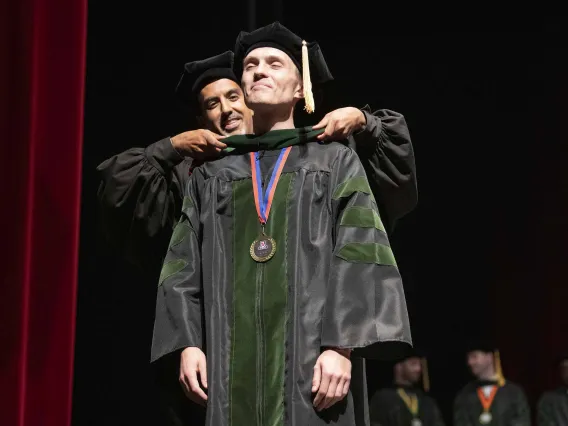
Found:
<box><xmin>241</xmin><ymin>47</ymin><xmax>303</xmax><ymax>109</ymax></box>
<box><xmin>398</xmin><ymin>357</ymin><xmax>423</xmax><ymax>384</ymax></box>
<box><xmin>560</xmin><ymin>360</ymin><xmax>568</xmax><ymax>386</ymax></box>
<box><xmin>198</xmin><ymin>78</ymin><xmax>253</xmax><ymax>135</ymax></box>
<box><xmin>467</xmin><ymin>351</ymin><xmax>494</xmax><ymax>378</ymax></box>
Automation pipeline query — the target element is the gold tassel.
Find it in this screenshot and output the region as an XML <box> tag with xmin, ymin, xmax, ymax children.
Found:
<box><xmin>494</xmin><ymin>350</ymin><xmax>505</xmax><ymax>387</ymax></box>
<box><xmin>421</xmin><ymin>357</ymin><xmax>430</xmax><ymax>392</ymax></box>
<box><xmin>301</xmin><ymin>40</ymin><xmax>315</xmax><ymax>114</ymax></box>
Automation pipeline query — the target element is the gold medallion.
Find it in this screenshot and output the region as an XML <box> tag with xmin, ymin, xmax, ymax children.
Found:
<box><xmin>250</xmin><ymin>235</ymin><xmax>276</xmax><ymax>262</ymax></box>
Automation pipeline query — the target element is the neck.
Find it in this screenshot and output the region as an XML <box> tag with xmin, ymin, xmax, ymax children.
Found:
<box><xmin>477</xmin><ymin>365</ymin><xmax>497</xmax><ymax>381</ymax></box>
<box><xmin>394</xmin><ymin>377</ymin><xmax>413</xmax><ymax>388</ymax></box>
<box><xmin>252</xmin><ymin>105</ymin><xmax>295</xmax><ymax>134</ymax></box>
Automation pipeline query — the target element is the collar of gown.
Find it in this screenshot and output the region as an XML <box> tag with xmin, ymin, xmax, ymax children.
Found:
<box><xmin>222</xmin><ymin>126</ymin><xmax>324</xmax><ymax>155</ymax></box>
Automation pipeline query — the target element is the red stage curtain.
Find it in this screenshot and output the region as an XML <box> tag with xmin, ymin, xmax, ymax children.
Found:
<box><xmin>0</xmin><ymin>0</ymin><xmax>87</xmax><ymax>425</ymax></box>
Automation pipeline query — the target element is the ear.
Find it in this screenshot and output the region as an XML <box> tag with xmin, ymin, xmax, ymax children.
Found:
<box><xmin>293</xmin><ymin>80</ymin><xmax>304</xmax><ymax>101</ymax></box>
<box><xmin>292</xmin><ymin>67</ymin><xmax>304</xmax><ymax>100</ymax></box>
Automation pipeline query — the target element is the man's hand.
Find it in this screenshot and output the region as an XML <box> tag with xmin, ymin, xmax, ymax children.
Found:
<box><xmin>171</xmin><ymin>129</ymin><xmax>227</xmax><ymax>159</ymax></box>
<box><xmin>179</xmin><ymin>347</ymin><xmax>208</xmax><ymax>406</ymax></box>
<box><xmin>312</xmin><ymin>107</ymin><xmax>366</xmax><ymax>141</ymax></box>
<box><xmin>312</xmin><ymin>348</ymin><xmax>352</xmax><ymax>411</ymax></box>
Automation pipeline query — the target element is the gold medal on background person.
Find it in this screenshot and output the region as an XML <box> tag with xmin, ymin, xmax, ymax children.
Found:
<box><xmin>479</xmin><ymin>411</ymin><xmax>493</xmax><ymax>424</ymax></box>
<box><xmin>477</xmin><ymin>385</ymin><xmax>497</xmax><ymax>424</ymax></box>
<box><xmin>397</xmin><ymin>388</ymin><xmax>421</xmax><ymax>426</ymax></box>
<box><xmin>476</xmin><ymin>349</ymin><xmax>506</xmax><ymax>424</ymax></box>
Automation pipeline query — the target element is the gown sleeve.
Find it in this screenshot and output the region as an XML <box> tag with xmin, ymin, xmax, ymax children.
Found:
<box><xmin>536</xmin><ymin>392</ymin><xmax>556</xmax><ymax>426</ymax></box>
<box><xmin>453</xmin><ymin>390</ymin><xmax>475</xmax><ymax>426</ymax></box>
<box><xmin>320</xmin><ymin>145</ymin><xmax>412</xmax><ymax>360</ymax></box>
<box><xmin>96</xmin><ymin>137</ymin><xmax>189</xmax><ymax>269</ymax></box>
<box><xmin>150</xmin><ymin>168</ymin><xmax>204</xmax><ymax>363</ymax></box>
<box><xmin>369</xmin><ymin>390</ymin><xmax>394</xmax><ymax>426</ymax></box>
<box><xmin>431</xmin><ymin>398</ymin><xmax>446</xmax><ymax>426</ymax></box>
<box><xmin>511</xmin><ymin>386</ymin><xmax>531</xmax><ymax>426</ymax></box>
<box><xmin>350</xmin><ymin>106</ymin><xmax>417</xmax><ymax>234</ymax></box>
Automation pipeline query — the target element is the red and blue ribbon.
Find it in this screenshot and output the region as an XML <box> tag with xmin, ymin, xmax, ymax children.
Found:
<box><xmin>250</xmin><ymin>147</ymin><xmax>292</xmax><ymax>225</ymax></box>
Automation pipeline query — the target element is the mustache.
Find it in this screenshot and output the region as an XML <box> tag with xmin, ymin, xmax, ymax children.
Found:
<box><xmin>221</xmin><ymin>113</ymin><xmax>242</xmax><ymax>127</ymax></box>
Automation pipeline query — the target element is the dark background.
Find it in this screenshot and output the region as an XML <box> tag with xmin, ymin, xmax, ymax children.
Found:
<box><xmin>72</xmin><ymin>2</ymin><xmax>568</xmax><ymax>425</ymax></box>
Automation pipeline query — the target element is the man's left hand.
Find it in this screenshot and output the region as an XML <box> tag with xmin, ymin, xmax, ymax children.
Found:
<box><xmin>313</xmin><ymin>107</ymin><xmax>366</xmax><ymax>141</ymax></box>
<box><xmin>312</xmin><ymin>348</ymin><xmax>352</xmax><ymax>411</ymax></box>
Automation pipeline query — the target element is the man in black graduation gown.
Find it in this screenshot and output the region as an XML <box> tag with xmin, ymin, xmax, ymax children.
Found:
<box><xmin>369</xmin><ymin>349</ymin><xmax>445</xmax><ymax>426</ymax></box>
<box><xmin>96</xmin><ymin>46</ymin><xmax>415</xmax><ymax>424</ymax></box>
<box><xmin>151</xmin><ymin>21</ymin><xmax>413</xmax><ymax>426</ymax></box>
<box><xmin>453</xmin><ymin>341</ymin><xmax>530</xmax><ymax>426</ymax></box>
<box><xmin>537</xmin><ymin>355</ymin><xmax>568</xmax><ymax>425</ymax></box>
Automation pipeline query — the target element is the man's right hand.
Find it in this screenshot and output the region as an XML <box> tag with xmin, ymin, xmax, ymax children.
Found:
<box><xmin>171</xmin><ymin>129</ymin><xmax>227</xmax><ymax>159</ymax></box>
<box><xmin>179</xmin><ymin>347</ymin><xmax>208</xmax><ymax>406</ymax></box>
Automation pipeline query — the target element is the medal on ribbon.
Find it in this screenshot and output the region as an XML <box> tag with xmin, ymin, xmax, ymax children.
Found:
<box><xmin>397</xmin><ymin>388</ymin><xmax>421</xmax><ymax>426</ymax></box>
<box><xmin>249</xmin><ymin>147</ymin><xmax>291</xmax><ymax>262</ymax></box>
<box><xmin>477</xmin><ymin>386</ymin><xmax>498</xmax><ymax>424</ymax></box>
<box><xmin>479</xmin><ymin>412</ymin><xmax>493</xmax><ymax>424</ymax></box>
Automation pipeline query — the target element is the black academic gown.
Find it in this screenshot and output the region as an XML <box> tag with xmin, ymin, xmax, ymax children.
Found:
<box><xmin>95</xmin><ymin>109</ymin><xmax>416</xmax><ymax>426</ymax></box>
<box><xmin>537</xmin><ymin>387</ymin><xmax>568</xmax><ymax>426</ymax></box>
<box><xmin>453</xmin><ymin>380</ymin><xmax>530</xmax><ymax>426</ymax></box>
<box><xmin>151</xmin><ymin>139</ymin><xmax>412</xmax><ymax>426</ymax></box>
<box><xmin>369</xmin><ymin>385</ymin><xmax>445</xmax><ymax>426</ymax></box>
